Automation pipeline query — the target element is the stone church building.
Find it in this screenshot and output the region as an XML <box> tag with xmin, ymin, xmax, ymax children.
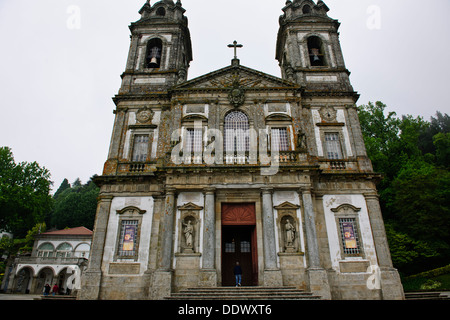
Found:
<box><xmin>79</xmin><ymin>0</ymin><xmax>404</xmax><ymax>300</ymax></box>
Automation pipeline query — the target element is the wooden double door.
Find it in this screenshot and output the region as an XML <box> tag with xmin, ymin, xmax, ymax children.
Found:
<box><xmin>221</xmin><ymin>203</ymin><xmax>258</xmax><ymax>286</ymax></box>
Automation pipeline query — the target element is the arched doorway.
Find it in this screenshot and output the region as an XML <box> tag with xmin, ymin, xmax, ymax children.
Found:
<box><xmin>35</xmin><ymin>267</ymin><xmax>54</xmax><ymax>294</ymax></box>
<box><xmin>15</xmin><ymin>267</ymin><xmax>33</xmax><ymax>294</ymax></box>
<box><xmin>221</xmin><ymin>203</ymin><xmax>258</xmax><ymax>286</ymax></box>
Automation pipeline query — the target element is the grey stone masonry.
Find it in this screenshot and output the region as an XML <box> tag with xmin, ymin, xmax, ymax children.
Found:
<box><xmin>79</xmin><ymin>0</ymin><xmax>405</xmax><ymax>301</ymax></box>
<box><xmin>202</xmin><ymin>188</ymin><xmax>216</xmax><ymax>270</ymax></box>
<box><xmin>261</xmin><ymin>188</ymin><xmax>278</xmax><ymax>270</ymax></box>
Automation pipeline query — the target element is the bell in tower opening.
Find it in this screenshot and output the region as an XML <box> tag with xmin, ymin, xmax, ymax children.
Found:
<box><xmin>146</xmin><ymin>38</ymin><xmax>162</xmax><ymax>68</ymax></box>
<box><xmin>307</xmin><ymin>36</ymin><xmax>325</xmax><ymax>66</ymax></box>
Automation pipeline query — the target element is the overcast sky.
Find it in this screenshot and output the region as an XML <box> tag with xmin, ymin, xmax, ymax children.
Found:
<box><xmin>0</xmin><ymin>0</ymin><xmax>449</xmax><ymax>192</ymax></box>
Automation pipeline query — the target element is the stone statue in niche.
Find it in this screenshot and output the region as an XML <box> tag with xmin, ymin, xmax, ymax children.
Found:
<box><xmin>182</xmin><ymin>216</ymin><xmax>195</xmax><ymax>253</ymax></box>
<box><xmin>284</xmin><ymin>218</ymin><xmax>296</xmax><ymax>251</ymax></box>
<box><xmin>296</xmin><ymin>130</ymin><xmax>307</xmax><ymax>151</ymax></box>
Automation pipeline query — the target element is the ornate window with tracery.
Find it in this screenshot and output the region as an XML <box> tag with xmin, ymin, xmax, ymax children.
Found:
<box><xmin>224</xmin><ymin>111</ymin><xmax>249</xmax><ymax>153</ymax></box>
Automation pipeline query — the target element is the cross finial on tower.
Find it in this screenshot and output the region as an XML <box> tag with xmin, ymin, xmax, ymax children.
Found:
<box><xmin>228</xmin><ymin>40</ymin><xmax>243</xmax><ymax>60</ymax></box>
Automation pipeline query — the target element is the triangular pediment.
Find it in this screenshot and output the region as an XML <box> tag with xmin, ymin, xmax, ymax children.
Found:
<box><xmin>174</xmin><ymin>64</ymin><xmax>299</xmax><ymax>91</ymax></box>
<box><xmin>177</xmin><ymin>202</ymin><xmax>204</xmax><ymax>211</ymax></box>
<box><xmin>274</xmin><ymin>201</ymin><xmax>301</xmax><ymax>210</ymax></box>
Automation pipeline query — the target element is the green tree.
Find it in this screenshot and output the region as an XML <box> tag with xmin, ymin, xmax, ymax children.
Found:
<box><xmin>53</xmin><ymin>178</ymin><xmax>71</xmax><ymax>199</ymax></box>
<box><xmin>358</xmin><ymin>101</ymin><xmax>402</xmax><ymax>179</ymax></box>
<box><xmin>50</xmin><ymin>177</ymin><xmax>99</xmax><ymax>230</ymax></box>
<box><xmin>0</xmin><ymin>147</ymin><xmax>53</xmax><ymax>237</ymax></box>
<box><xmin>358</xmin><ymin>104</ymin><xmax>450</xmax><ymax>274</ymax></box>
<box><xmin>418</xmin><ymin>111</ymin><xmax>450</xmax><ymax>157</ymax></box>
<box><xmin>385</xmin><ymin>223</ymin><xmax>439</xmax><ymax>275</ymax></box>
<box><xmin>389</xmin><ymin>161</ymin><xmax>450</xmax><ymax>242</ymax></box>
<box><xmin>433</xmin><ymin>132</ymin><xmax>450</xmax><ymax>168</ymax></box>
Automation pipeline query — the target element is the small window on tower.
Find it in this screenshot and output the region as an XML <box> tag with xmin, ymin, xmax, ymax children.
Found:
<box><xmin>303</xmin><ymin>5</ymin><xmax>311</xmax><ymax>14</ymax></box>
<box><xmin>307</xmin><ymin>36</ymin><xmax>326</xmax><ymax>67</ymax></box>
<box><xmin>156</xmin><ymin>7</ymin><xmax>166</xmax><ymax>17</ymax></box>
<box><xmin>146</xmin><ymin>38</ymin><xmax>163</xmax><ymax>68</ymax></box>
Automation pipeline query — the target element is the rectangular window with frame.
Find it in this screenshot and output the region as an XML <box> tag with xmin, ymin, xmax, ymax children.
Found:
<box><xmin>117</xmin><ymin>220</ymin><xmax>139</xmax><ymax>257</ymax></box>
<box><xmin>325</xmin><ymin>132</ymin><xmax>343</xmax><ymax>159</ymax></box>
<box><xmin>338</xmin><ymin>218</ymin><xmax>361</xmax><ymax>256</ymax></box>
<box><xmin>185</xmin><ymin>128</ymin><xmax>203</xmax><ymax>154</ymax></box>
<box><xmin>271</xmin><ymin>128</ymin><xmax>290</xmax><ymax>152</ymax></box>
<box><xmin>132</xmin><ymin>135</ymin><xmax>149</xmax><ymax>162</ymax></box>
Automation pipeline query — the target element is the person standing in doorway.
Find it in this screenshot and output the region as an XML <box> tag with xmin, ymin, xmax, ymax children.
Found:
<box><xmin>43</xmin><ymin>283</ymin><xmax>51</xmax><ymax>296</ymax></box>
<box><xmin>234</xmin><ymin>261</ymin><xmax>242</xmax><ymax>287</ymax></box>
<box><xmin>52</xmin><ymin>283</ymin><xmax>59</xmax><ymax>296</ymax></box>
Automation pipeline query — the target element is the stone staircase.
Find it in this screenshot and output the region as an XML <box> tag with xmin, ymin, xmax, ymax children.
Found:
<box><xmin>404</xmin><ymin>292</ymin><xmax>450</xmax><ymax>300</ymax></box>
<box><xmin>166</xmin><ymin>286</ymin><xmax>321</xmax><ymax>300</ymax></box>
<box><xmin>38</xmin><ymin>295</ymin><xmax>77</xmax><ymax>301</ymax></box>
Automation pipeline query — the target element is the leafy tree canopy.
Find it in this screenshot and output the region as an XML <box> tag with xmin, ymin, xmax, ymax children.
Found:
<box><xmin>48</xmin><ymin>177</ymin><xmax>99</xmax><ymax>230</ymax></box>
<box><xmin>0</xmin><ymin>147</ymin><xmax>53</xmax><ymax>237</ymax></box>
<box><xmin>358</xmin><ymin>103</ymin><xmax>450</xmax><ymax>275</ymax></box>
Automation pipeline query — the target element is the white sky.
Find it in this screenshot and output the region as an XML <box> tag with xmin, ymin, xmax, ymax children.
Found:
<box><xmin>0</xmin><ymin>0</ymin><xmax>449</xmax><ymax>192</ymax></box>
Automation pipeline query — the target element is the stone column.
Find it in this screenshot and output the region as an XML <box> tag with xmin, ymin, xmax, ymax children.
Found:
<box><xmin>301</xmin><ymin>188</ymin><xmax>331</xmax><ymax>299</ymax></box>
<box><xmin>301</xmin><ymin>189</ymin><xmax>321</xmax><ymax>268</ymax></box>
<box><xmin>200</xmin><ymin>187</ymin><xmax>217</xmax><ymax>287</ymax></box>
<box><xmin>151</xmin><ymin>188</ymin><xmax>176</xmax><ymax>300</ymax></box>
<box><xmin>261</xmin><ymin>188</ymin><xmax>282</xmax><ymax>286</ymax></box>
<box><xmin>109</xmin><ymin>109</ymin><xmax>128</xmax><ymax>160</ymax></box>
<box><xmin>144</xmin><ymin>193</ymin><xmax>165</xmax><ymax>297</ymax></box>
<box><xmin>159</xmin><ymin>188</ymin><xmax>176</xmax><ymax>271</ymax></box>
<box><xmin>365</xmin><ymin>192</ymin><xmax>405</xmax><ymax>300</ymax></box>
<box><xmin>78</xmin><ymin>195</ymin><xmax>113</xmax><ymax>300</ymax></box>
<box><xmin>146</xmin><ymin>194</ymin><xmax>165</xmax><ymax>271</ymax></box>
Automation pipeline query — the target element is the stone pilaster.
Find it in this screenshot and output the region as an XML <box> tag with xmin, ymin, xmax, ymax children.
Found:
<box><xmin>301</xmin><ymin>188</ymin><xmax>331</xmax><ymax>299</ymax></box>
<box><xmin>78</xmin><ymin>194</ymin><xmax>113</xmax><ymax>300</ymax></box>
<box><xmin>364</xmin><ymin>192</ymin><xmax>405</xmax><ymax>300</ymax></box>
<box><xmin>159</xmin><ymin>188</ymin><xmax>176</xmax><ymax>271</ymax></box>
<box><xmin>199</xmin><ymin>187</ymin><xmax>217</xmax><ymax>287</ymax></box>
<box><xmin>151</xmin><ymin>188</ymin><xmax>176</xmax><ymax>300</ymax></box>
<box><xmin>261</xmin><ymin>188</ymin><xmax>282</xmax><ymax>286</ymax></box>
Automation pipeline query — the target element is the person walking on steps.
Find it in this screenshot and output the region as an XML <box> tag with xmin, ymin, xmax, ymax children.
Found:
<box><xmin>234</xmin><ymin>261</ymin><xmax>242</xmax><ymax>287</ymax></box>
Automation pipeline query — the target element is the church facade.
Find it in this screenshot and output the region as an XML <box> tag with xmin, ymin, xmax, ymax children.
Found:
<box><xmin>79</xmin><ymin>0</ymin><xmax>404</xmax><ymax>300</ymax></box>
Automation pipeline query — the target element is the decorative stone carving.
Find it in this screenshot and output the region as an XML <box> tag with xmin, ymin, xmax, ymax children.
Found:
<box><xmin>116</xmin><ymin>206</ymin><xmax>147</xmax><ymax>215</ymax></box>
<box><xmin>177</xmin><ymin>202</ymin><xmax>203</xmax><ymax>253</ymax></box>
<box><xmin>331</xmin><ymin>203</ymin><xmax>361</xmax><ymax>215</ymax></box>
<box><xmin>274</xmin><ymin>201</ymin><xmax>301</xmax><ymax>253</ymax></box>
<box><xmin>284</xmin><ymin>217</ymin><xmax>296</xmax><ymax>250</ymax></box>
<box><xmin>182</xmin><ymin>216</ymin><xmax>195</xmax><ymax>253</ymax></box>
<box><xmin>228</xmin><ymin>77</ymin><xmax>245</xmax><ymax>108</ymax></box>
<box><xmin>319</xmin><ymin>106</ymin><xmax>337</xmax><ymax>122</ymax></box>
<box><xmin>136</xmin><ymin>107</ymin><xmax>154</xmax><ymax>124</ymax></box>
<box><xmin>296</xmin><ymin>129</ymin><xmax>307</xmax><ymax>151</ymax></box>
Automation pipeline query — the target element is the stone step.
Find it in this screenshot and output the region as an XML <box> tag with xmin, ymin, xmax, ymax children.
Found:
<box><xmin>166</xmin><ymin>286</ymin><xmax>321</xmax><ymax>300</ymax></box>
<box><xmin>405</xmin><ymin>292</ymin><xmax>450</xmax><ymax>300</ymax></box>
<box><xmin>39</xmin><ymin>295</ymin><xmax>77</xmax><ymax>300</ymax></box>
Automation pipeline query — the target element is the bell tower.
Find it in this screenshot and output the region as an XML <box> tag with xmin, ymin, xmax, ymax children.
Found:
<box><xmin>119</xmin><ymin>0</ymin><xmax>192</xmax><ymax>93</ymax></box>
<box><xmin>276</xmin><ymin>0</ymin><xmax>354</xmax><ymax>92</ymax></box>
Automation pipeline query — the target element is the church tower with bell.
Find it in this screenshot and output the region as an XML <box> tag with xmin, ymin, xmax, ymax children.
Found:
<box><xmin>79</xmin><ymin>0</ymin><xmax>404</xmax><ymax>300</ymax></box>
<box><xmin>119</xmin><ymin>0</ymin><xmax>192</xmax><ymax>94</ymax></box>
